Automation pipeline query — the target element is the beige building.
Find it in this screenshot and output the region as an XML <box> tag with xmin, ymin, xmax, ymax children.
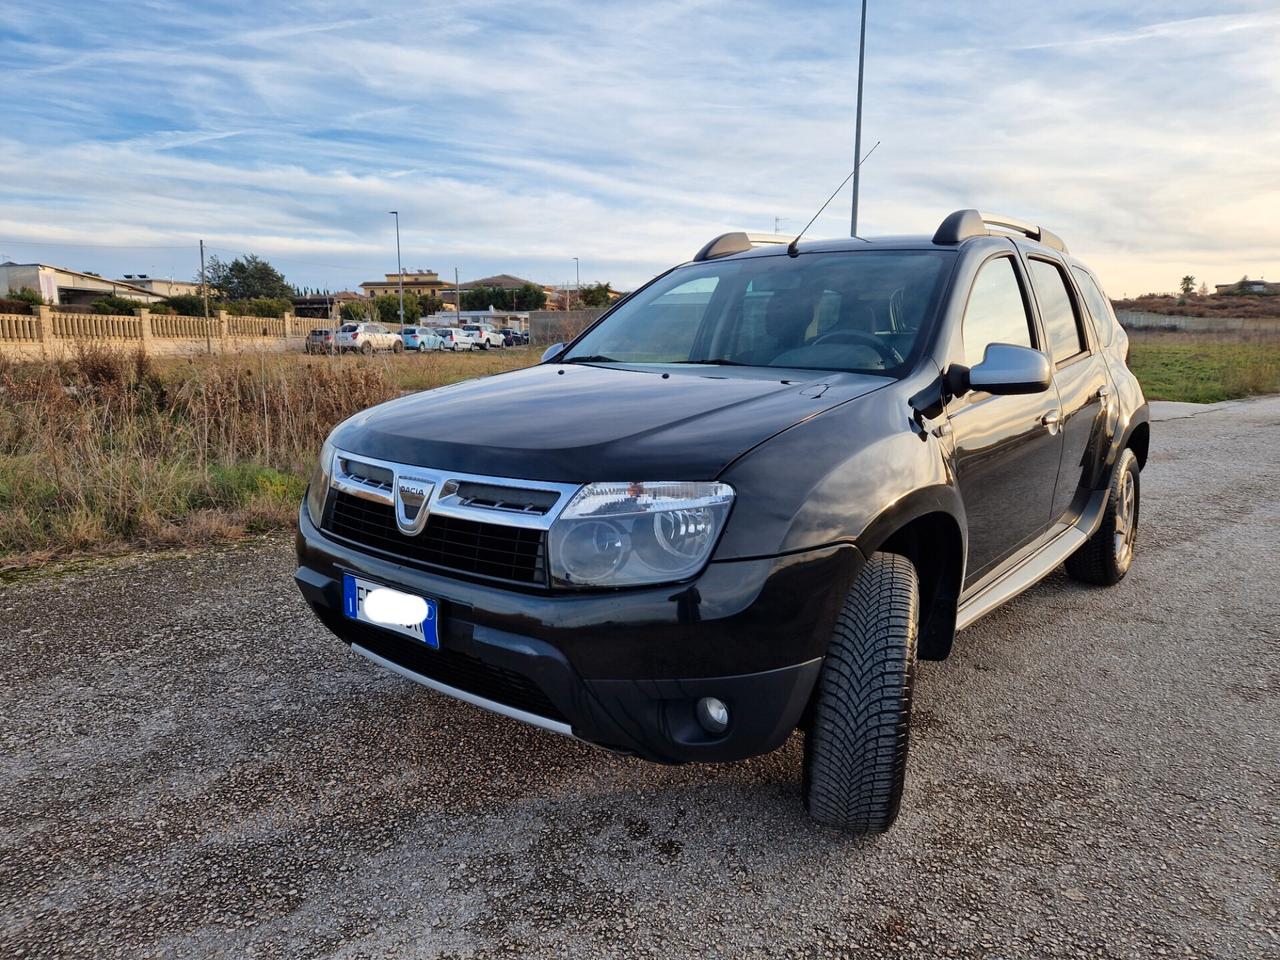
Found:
<box><xmin>0</xmin><ymin>262</ymin><xmax>164</xmax><ymax>306</ymax></box>
<box><xmin>359</xmin><ymin>269</ymin><xmax>449</xmax><ymax>300</ymax></box>
<box><xmin>113</xmin><ymin>275</ymin><xmax>206</xmax><ymax>298</ymax></box>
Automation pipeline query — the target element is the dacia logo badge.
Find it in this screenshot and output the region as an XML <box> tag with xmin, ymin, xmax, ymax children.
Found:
<box><xmin>394</xmin><ymin>475</ymin><xmax>435</xmax><ymax>536</ymax></box>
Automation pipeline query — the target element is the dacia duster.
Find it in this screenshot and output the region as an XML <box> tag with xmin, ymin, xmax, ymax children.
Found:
<box><xmin>295</xmin><ymin>210</ymin><xmax>1150</xmax><ymax>833</ymax></box>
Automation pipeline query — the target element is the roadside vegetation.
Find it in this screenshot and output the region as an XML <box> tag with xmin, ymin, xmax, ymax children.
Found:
<box><xmin>1126</xmin><ymin>330</ymin><xmax>1280</xmax><ymax>403</ymax></box>
<box><xmin>2</xmin><ymin>326</ymin><xmax>1276</xmax><ymax>570</ymax></box>
<box><xmin>0</xmin><ymin>345</ymin><xmax>533</xmax><ymax>570</ymax></box>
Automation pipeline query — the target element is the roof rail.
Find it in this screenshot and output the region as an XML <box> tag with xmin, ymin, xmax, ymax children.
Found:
<box><xmin>932</xmin><ymin>209</ymin><xmax>1067</xmax><ymax>253</ymax></box>
<box><xmin>692</xmin><ymin>232</ymin><xmax>789</xmax><ymax>262</ymax></box>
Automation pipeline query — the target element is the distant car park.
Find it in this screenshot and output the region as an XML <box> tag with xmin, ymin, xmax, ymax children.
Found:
<box><xmin>401</xmin><ymin>326</ymin><xmax>445</xmax><ymax>352</ymax></box>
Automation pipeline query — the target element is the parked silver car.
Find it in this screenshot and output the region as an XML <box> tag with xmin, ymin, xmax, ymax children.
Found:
<box><xmin>335</xmin><ymin>322</ymin><xmax>402</xmax><ymax>354</ymax></box>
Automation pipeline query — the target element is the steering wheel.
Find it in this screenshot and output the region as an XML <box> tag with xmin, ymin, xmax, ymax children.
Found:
<box><xmin>810</xmin><ymin>329</ymin><xmax>904</xmax><ymax>366</ymax></box>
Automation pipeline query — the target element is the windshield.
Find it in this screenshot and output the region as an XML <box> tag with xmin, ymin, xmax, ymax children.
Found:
<box><xmin>563</xmin><ymin>250</ymin><xmax>951</xmax><ymax>376</ymax></box>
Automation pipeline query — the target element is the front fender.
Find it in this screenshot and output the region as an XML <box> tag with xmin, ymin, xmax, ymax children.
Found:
<box><xmin>713</xmin><ymin>373</ymin><xmax>958</xmax><ymax>559</ymax></box>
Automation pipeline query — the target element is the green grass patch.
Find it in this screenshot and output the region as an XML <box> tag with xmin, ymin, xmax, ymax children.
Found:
<box><xmin>1127</xmin><ymin>332</ymin><xmax>1280</xmax><ymax>403</ymax></box>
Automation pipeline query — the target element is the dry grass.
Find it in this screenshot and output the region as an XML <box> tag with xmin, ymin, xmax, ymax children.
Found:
<box><xmin>1114</xmin><ymin>294</ymin><xmax>1280</xmax><ymax>319</ymax></box>
<box><xmin>0</xmin><ymin>345</ymin><xmax>537</xmax><ymax>569</ymax></box>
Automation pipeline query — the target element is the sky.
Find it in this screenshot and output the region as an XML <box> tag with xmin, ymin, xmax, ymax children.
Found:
<box><xmin>1</xmin><ymin>1</ymin><xmax>1278</xmax><ymax>297</ymax></box>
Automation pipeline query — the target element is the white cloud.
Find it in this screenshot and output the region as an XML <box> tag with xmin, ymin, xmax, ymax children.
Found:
<box><xmin>1</xmin><ymin>0</ymin><xmax>1276</xmax><ymax>295</ymax></box>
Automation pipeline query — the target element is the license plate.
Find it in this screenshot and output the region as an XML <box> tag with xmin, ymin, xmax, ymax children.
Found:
<box><xmin>342</xmin><ymin>574</ymin><xmax>439</xmax><ymax>649</ymax></box>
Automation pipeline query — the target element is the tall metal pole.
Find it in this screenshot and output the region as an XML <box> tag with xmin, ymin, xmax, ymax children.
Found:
<box><xmin>199</xmin><ymin>238</ymin><xmax>211</xmax><ymax>355</ymax></box>
<box><xmin>389</xmin><ymin>211</ymin><xmax>404</xmax><ymax>326</ymax></box>
<box><xmin>849</xmin><ymin>0</ymin><xmax>868</xmax><ymax>237</ymax></box>
<box><xmin>454</xmin><ymin>267</ymin><xmax>461</xmax><ymax>319</ymax></box>
<box><xmin>573</xmin><ymin>257</ymin><xmax>580</xmax><ymax>310</ymax></box>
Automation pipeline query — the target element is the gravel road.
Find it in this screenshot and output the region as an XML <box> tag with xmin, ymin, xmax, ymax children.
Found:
<box><xmin>2</xmin><ymin>397</ymin><xmax>1277</xmax><ymax>959</ymax></box>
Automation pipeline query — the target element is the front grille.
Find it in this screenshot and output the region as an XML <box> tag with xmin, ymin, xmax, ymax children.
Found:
<box><xmin>356</xmin><ymin>628</ymin><xmax>566</xmax><ymax>722</ymax></box>
<box><xmin>326</xmin><ymin>491</ymin><xmax>546</xmax><ymax>584</ymax></box>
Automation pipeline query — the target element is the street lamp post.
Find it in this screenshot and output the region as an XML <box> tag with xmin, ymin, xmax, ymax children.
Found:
<box><xmin>849</xmin><ymin>0</ymin><xmax>868</xmax><ymax>237</ymax></box>
<box><xmin>572</xmin><ymin>257</ymin><xmax>580</xmax><ymax>310</ymax></box>
<box><xmin>389</xmin><ymin>211</ymin><xmax>405</xmax><ymax>326</ymax></box>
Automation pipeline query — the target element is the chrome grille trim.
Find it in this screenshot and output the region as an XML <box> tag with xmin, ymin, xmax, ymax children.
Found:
<box><xmin>329</xmin><ymin>448</ymin><xmax>580</xmax><ymax>531</ymax></box>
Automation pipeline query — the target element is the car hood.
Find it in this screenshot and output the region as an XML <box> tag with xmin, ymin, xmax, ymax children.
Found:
<box><xmin>331</xmin><ymin>362</ymin><xmax>890</xmax><ymax>481</ymax></box>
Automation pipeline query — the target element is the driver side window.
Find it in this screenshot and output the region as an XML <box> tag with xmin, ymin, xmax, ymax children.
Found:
<box><xmin>963</xmin><ymin>257</ymin><xmax>1034</xmax><ymax>368</ymax></box>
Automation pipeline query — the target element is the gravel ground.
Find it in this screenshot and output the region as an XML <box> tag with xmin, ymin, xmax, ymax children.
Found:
<box><xmin>2</xmin><ymin>397</ymin><xmax>1277</xmax><ymax>959</ymax></box>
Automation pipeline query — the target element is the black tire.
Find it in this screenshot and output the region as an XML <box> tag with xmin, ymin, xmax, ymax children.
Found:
<box><xmin>392</xmin><ymin>341</ymin><xmax>404</xmax><ymax>354</ymax></box>
<box><xmin>1066</xmin><ymin>447</ymin><xmax>1140</xmax><ymax>586</ymax></box>
<box><xmin>360</xmin><ymin>341</ymin><xmax>372</xmax><ymax>355</ymax></box>
<box><xmin>802</xmin><ymin>552</ymin><xmax>918</xmax><ymax>834</ymax></box>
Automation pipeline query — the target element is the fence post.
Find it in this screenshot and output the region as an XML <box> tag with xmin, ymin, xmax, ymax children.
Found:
<box><xmin>282</xmin><ymin>311</ymin><xmax>293</xmax><ymax>339</ymax></box>
<box><xmin>216</xmin><ymin>309</ymin><xmax>229</xmax><ymax>345</ymax></box>
<box><xmin>135</xmin><ymin>308</ymin><xmax>152</xmax><ymax>354</ymax></box>
<box><xmin>37</xmin><ymin>305</ymin><xmax>54</xmax><ymax>358</ymax></box>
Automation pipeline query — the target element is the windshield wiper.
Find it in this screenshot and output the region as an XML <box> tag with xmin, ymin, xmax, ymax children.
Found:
<box><xmin>562</xmin><ymin>355</ymin><xmax>618</xmax><ymax>363</ymax></box>
<box><xmin>670</xmin><ymin>358</ymin><xmax>749</xmax><ymax>366</ymax></box>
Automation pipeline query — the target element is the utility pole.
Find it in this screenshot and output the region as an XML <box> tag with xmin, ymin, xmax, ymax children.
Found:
<box><xmin>572</xmin><ymin>257</ymin><xmax>580</xmax><ymax>310</ymax></box>
<box><xmin>199</xmin><ymin>239</ymin><xmax>211</xmax><ymax>355</ymax></box>
<box><xmin>850</xmin><ymin>0</ymin><xmax>868</xmax><ymax>237</ymax></box>
<box><xmin>454</xmin><ymin>267</ymin><xmax>461</xmax><ymax>319</ymax></box>
<box><xmin>774</xmin><ymin>217</ymin><xmax>790</xmax><ymax>234</ymax></box>
<box><xmin>389</xmin><ymin>211</ymin><xmax>404</xmax><ymax>326</ymax></box>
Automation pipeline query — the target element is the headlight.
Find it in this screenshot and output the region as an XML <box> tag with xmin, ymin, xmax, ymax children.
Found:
<box><xmin>305</xmin><ymin>436</ymin><xmax>336</xmax><ymax>527</ymax></box>
<box><xmin>548</xmin><ymin>481</ymin><xmax>734</xmax><ymax>588</ymax></box>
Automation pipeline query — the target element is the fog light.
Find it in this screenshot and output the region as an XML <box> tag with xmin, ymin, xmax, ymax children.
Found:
<box><xmin>696</xmin><ymin>696</ymin><xmax>730</xmax><ymax>735</ymax></box>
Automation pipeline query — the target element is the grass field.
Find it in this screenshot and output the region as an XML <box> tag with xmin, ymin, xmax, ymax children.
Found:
<box><xmin>1126</xmin><ymin>330</ymin><xmax>1280</xmax><ymax>403</ymax></box>
<box><xmin>0</xmin><ymin>346</ymin><xmax>535</xmax><ymax>570</ymax></box>
<box><xmin>2</xmin><ymin>330</ymin><xmax>1276</xmax><ymax>570</ymax></box>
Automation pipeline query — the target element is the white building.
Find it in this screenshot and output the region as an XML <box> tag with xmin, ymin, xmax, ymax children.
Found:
<box><xmin>0</xmin><ymin>262</ymin><xmax>164</xmax><ymax>306</ymax></box>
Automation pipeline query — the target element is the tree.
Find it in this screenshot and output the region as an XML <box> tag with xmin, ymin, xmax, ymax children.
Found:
<box><xmin>373</xmin><ymin>291</ymin><xmax>427</xmax><ymax>326</ymax></box>
<box><xmin>460</xmin><ymin>283</ymin><xmax>547</xmax><ymax>311</ymax></box>
<box><xmin>200</xmin><ymin>254</ymin><xmax>293</xmax><ymax>301</ymax></box>
<box><xmin>578</xmin><ymin>282</ymin><xmax>614</xmax><ymax>308</ymax></box>
<box><xmin>1197</xmin><ymin>280</ymin><xmax>1209</xmax><ymax>297</ymax></box>
<box><xmin>1179</xmin><ymin>275</ymin><xmax>1195</xmax><ymax>297</ymax></box>
<box><xmin>340</xmin><ymin>301</ymin><xmax>370</xmax><ymax>324</ymax></box>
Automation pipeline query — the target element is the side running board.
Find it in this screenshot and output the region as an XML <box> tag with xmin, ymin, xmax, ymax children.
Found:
<box><xmin>956</xmin><ymin>489</ymin><xmax>1108</xmax><ymax>631</ymax></box>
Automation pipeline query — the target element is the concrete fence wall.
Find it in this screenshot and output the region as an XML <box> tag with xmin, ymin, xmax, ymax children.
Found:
<box><xmin>0</xmin><ymin>306</ymin><xmax>304</xmax><ymax>359</ymax></box>
<box><xmin>1118</xmin><ymin>310</ymin><xmax>1280</xmax><ymax>334</ymax></box>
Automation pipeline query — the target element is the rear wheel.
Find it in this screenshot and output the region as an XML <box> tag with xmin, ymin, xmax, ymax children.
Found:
<box><xmin>360</xmin><ymin>341</ymin><xmax>372</xmax><ymax>355</ymax></box>
<box><xmin>1066</xmin><ymin>447</ymin><xmax>1140</xmax><ymax>586</ymax></box>
<box><xmin>802</xmin><ymin>552</ymin><xmax>918</xmax><ymax>834</ymax></box>
<box><xmin>392</xmin><ymin>341</ymin><xmax>404</xmax><ymax>354</ymax></box>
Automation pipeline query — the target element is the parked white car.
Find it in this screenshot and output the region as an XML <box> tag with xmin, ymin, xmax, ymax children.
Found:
<box><xmin>434</xmin><ymin>327</ymin><xmax>478</xmax><ymax>351</ymax></box>
<box><xmin>462</xmin><ymin>323</ymin><xmax>505</xmax><ymax>349</ymax></box>
<box><xmin>335</xmin><ymin>322</ymin><xmax>402</xmax><ymax>354</ymax></box>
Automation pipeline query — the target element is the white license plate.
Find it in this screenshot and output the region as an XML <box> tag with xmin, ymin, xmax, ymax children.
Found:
<box><xmin>342</xmin><ymin>574</ymin><xmax>439</xmax><ymax>649</ymax></box>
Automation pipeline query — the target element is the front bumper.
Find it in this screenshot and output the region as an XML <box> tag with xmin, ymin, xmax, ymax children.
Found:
<box><xmin>295</xmin><ymin>504</ymin><xmax>861</xmax><ymax>763</ymax></box>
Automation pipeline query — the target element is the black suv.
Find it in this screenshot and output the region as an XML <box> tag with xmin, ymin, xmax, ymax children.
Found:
<box><xmin>295</xmin><ymin>210</ymin><xmax>1149</xmax><ymax>833</ymax></box>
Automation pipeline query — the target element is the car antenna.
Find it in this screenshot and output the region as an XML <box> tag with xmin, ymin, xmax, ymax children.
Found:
<box><xmin>787</xmin><ymin>140</ymin><xmax>880</xmax><ymax>257</ymax></box>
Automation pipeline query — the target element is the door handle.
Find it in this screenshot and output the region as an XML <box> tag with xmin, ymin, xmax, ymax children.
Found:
<box><xmin>1042</xmin><ymin>410</ymin><xmax>1062</xmax><ymax>434</ymax></box>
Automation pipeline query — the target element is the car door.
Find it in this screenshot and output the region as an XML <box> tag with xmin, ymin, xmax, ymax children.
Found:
<box><xmin>1023</xmin><ymin>256</ymin><xmax>1112</xmax><ymax>522</ymax></box>
<box><xmin>947</xmin><ymin>252</ymin><xmax>1064</xmax><ymax>585</ymax></box>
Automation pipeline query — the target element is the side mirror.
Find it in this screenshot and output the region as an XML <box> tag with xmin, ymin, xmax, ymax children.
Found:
<box><xmin>540</xmin><ymin>342</ymin><xmax>566</xmax><ymax>363</ymax></box>
<box><xmin>961</xmin><ymin>343</ymin><xmax>1052</xmax><ymax>396</ymax></box>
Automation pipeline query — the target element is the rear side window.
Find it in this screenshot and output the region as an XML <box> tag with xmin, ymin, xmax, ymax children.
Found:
<box><xmin>1072</xmin><ymin>268</ymin><xmax>1115</xmax><ymax>348</ymax></box>
<box><xmin>1028</xmin><ymin>258</ymin><xmax>1086</xmax><ymax>363</ymax></box>
<box><xmin>962</xmin><ymin>257</ymin><xmax>1033</xmax><ymax>368</ymax></box>
<box><xmin>339</xmin><ymin>324</ymin><xmax>357</xmax><ymax>332</ymax></box>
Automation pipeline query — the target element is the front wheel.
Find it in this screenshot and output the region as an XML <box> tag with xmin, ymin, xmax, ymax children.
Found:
<box><xmin>392</xmin><ymin>341</ymin><xmax>404</xmax><ymax>354</ymax></box>
<box><xmin>360</xmin><ymin>341</ymin><xmax>372</xmax><ymax>355</ymax></box>
<box><xmin>802</xmin><ymin>552</ymin><xmax>918</xmax><ymax>834</ymax></box>
<box><xmin>1066</xmin><ymin>447</ymin><xmax>1140</xmax><ymax>586</ymax></box>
